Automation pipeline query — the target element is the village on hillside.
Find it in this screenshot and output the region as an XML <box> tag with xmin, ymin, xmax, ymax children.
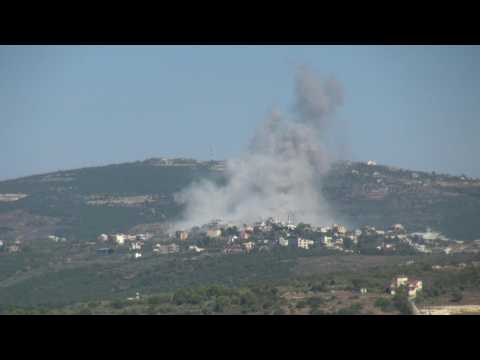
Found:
<box><xmin>86</xmin><ymin>217</ymin><xmax>480</xmax><ymax>260</ymax></box>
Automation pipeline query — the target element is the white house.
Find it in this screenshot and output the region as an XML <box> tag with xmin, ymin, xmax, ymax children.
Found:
<box><xmin>322</xmin><ymin>235</ymin><xmax>333</xmax><ymax>247</ymax></box>
<box><xmin>389</xmin><ymin>276</ymin><xmax>423</xmax><ymax>298</ymax></box>
<box><xmin>278</xmin><ymin>237</ymin><xmax>289</xmax><ymax>247</ymax></box>
<box><xmin>206</xmin><ymin>229</ymin><xmax>222</xmax><ymax>238</ymax></box>
<box><xmin>97</xmin><ymin>234</ymin><xmax>109</xmax><ymax>242</ymax></box>
<box><xmin>154</xmin><ymin>243</ymin><xmax>179</xmax><ymax>255</ymax></box>
<box><xmin>111</xmin><ymin>234</ymin><xmax>126</xmax><ymax>245</ymax></box>
<box><xmin>131</xmin><ymin>242</ymin><xmax>143</xmax><ymax>250</ymax></box>
<box><xmin>297</xmin><ymin>238</ymin><xmax>314</xmax><ymax>250</ymax></box>
<box><xmin>392</xmin><ymin>224</ymin><xmax>405</xmax><ymax>232</ymax></box>
<box><xmin>319</xmin><ymin>226</ymin><xmax>331</xmax><ymax>234</ymax></box>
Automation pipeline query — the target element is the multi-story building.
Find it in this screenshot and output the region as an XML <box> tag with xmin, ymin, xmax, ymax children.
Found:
<box><xmin>297</xmin><ymin>238</ymin><xmax>314</xmax><ymax>250</ymax></box>
<box><xmin>322</xmin><ymin>235</ymin><xmax>333</xmax><ymax>247</ymax></box>
<box><xmin>176</xmin><ymin>231</ymin><xmax>189</xmax><ymax>241</ymax></box>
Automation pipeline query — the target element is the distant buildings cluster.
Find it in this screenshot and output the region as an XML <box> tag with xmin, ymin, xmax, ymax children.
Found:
<box><xmin>90</xmin><ymin>213</ymin><xmax>480</xmax><ymax>261</ymax></box>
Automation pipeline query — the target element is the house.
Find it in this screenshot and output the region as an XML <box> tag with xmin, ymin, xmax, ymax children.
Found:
<box><xmin>396</xmin><ymin>234</ymin><xmax>408</xmax><ymax>241</ymax></box>
<box><xmin>392</xmin><ymin>224</ymin><xmax>405</xmax><ymax>233</ymax></box>
<box><xmin>297</xmin><ymin>238</ymin><xmax>314</xmax><ymax>250</ymax></box>
<box><xmin>111</xmin><ymin>234</ymin><xmax>126</xmax><ymax>245</ymax></box>
<box><xmin>176</xmin><ymin>231</ymin><xmax>189</xmax><ymax>241</ymax></box>
<box><xmin>278</xmin><ymin>237</ymin><xmax>289</xmax><ymax>247</ymax></box>
<box><xmin>388</xmin><ymin>276</ymin><xmax>423</xmax><ymax>298</ymax></box>
<box><xmin>130</xmin><ymin>242</ymin><xmax>143</xmax><ymax>250</ymax></box>
<box><xmin>97</xmin><ymin>233</ymin><xmax>109</xmax><ymax>242</ymax></box>
<box><xmin>333</xmin><ymin>224</ymin><xmax>347</xmax><ymax>235</ymax></box>
<box><xmin>242</xmin><ymin>241</ymin><xmax>254</xmax><ymax>252</ymax></box>
<box><xmin>134</xmin><ymin>252</ymin><xmax>142</xmax><ymax>259</ymax></box>
<box><xmin>322</xmin><ymin>235</ymin><xmax>333</xmax><ymax>247</ymax></box>
<box><xmin>406</xmin><ymin>279</ymin><xmax>423</xmax><ymax>298</ymax></box>
<box><xmin>0</xmin><ymin>240</ymin><xmax>4</xmax><ymax>249</ymax></box>
<box><xmin>244</xmin><ymin>226</ymin><xmax>254</xmax><ymax>233</ymax></box>
<box><xmin>367</xmin><ymin>160</ymin><xmax>377</xmax><ymax>166</ymax></box>
<box><xmin>413</xmin><ymin>244</ymin><xmax>431</xmax><ymax>253</ymax></box>
<box><xmin>319</xmin><ymin>226</ymin><xmax>331</xmax><ymax>234</ymax></box>
<box><xmin>206</xmin><ymin>229</ymin><xmax>222</xmax><ymax>238</ymax></box>
<box><xmin>360</xmin><ymin>288</ymin><xmax>368</xmax><ymax>295</ymax></box>
<box><xmin>136</xmin><ymin>233</ymin><xmax>152</xmax><ymax>241</ymax></box>
<box><xmin>154</xmin><ymin>243</ymin><xmax>179</xmax><ymax>255</ymax></box>
<box><xmin>125</xmin><ymin>234</ymin><xmax>137</xmax><ymax>242</ymax></box>
<box><xmin>7</xmin><ymin>244</ymin><xmax>20</xmax><ymax>253</ymax></box>
<box><xmin>239</xmin><ymin>230</ymin><xmax>250</xmax><ymax>240</ymax></box>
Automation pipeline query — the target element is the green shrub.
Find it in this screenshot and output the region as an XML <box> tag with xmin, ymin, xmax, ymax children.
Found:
<box><xmin>374</xmin><ymin>297</ymin><xmax>393</xmax><ymax>312</ymax></box>
<box><xmin>337</xmin><ymin>303</ymin><xmax>363</xmax><ymax>315</ymax></box>
<box><xmin>111</xmin><ymin>299</ymin><xmax>126</xmax><ymax>309</ymax></box>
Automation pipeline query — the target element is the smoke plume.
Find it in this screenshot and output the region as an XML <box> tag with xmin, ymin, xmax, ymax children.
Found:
<box><xmin>174</xmin><ymin>66</ymin><xmax>344</xmax><ymax>229</ymax></box>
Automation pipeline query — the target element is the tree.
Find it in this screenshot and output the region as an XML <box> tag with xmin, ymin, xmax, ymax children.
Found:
<box><xmin>374</xmin><ymin>297</ymin><xmax>393</xmax><ymax>312</ymax></box>
<box><xmin>214</xmin><ymin>296</ymin><xmax>230</xmax><ymax>313</ymax></box>
<box><xmin>392</xmin><ymin>287</ymin><xmax>411</xmax><ymax>315</ymax></box>
<box><xmin>450</xmin><ymin>289</ymin><xmax>463</xmax><ymax>303</ymax></box>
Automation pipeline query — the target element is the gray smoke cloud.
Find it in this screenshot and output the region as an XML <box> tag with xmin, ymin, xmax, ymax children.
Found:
<box><xmin>174</xmin><ymin>66</ymin><xmax>344</xmax><ymax>229</ymax></box>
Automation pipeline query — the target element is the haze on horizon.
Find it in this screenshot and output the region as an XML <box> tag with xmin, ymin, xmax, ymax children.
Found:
<box><xmin>1</xmin><ymin>45</ymin><xmax>480</xmax><ymax>181</ymax></box>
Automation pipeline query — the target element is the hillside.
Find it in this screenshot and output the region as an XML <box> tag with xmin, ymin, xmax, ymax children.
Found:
<box><xmin>0</xmin><ymin>158</ymin><xmax>225</xmax><ymax>241</ymax></box>
<box><xmin>1</xmin><ymin>157</ymin><xmax>479</xmax><ymax>242</ymax></box>
<box><xmin>1</xmin><ymin>157</ymin><xmax>480</xmax><ymax>309</ymax></box>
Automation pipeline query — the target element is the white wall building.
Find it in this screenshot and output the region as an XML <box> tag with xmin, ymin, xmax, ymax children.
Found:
<box><xmin>97</xmin><ymin>234</ymin><xmax>109</xmax><ymax>242</ymax></box>
<box><xmin>297</xmin><ymin>238</ymin><xmax>314</xmax><ymax>250</ymax></box>
<box><xmin>111</xmin><ymin>234</ymin><xmax>126</xmax><ymax>245</ymax></box>
<box><xmin>278</xmin><ymin>237</ymin><xmax>289</xmax><ymax>247</ymax></box>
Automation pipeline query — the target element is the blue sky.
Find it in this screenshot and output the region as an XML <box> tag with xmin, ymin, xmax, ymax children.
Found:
<box><xmin>1</xmin><ymin>45</ymin><xmax>479</xmax><ymax>180</ymax></box>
